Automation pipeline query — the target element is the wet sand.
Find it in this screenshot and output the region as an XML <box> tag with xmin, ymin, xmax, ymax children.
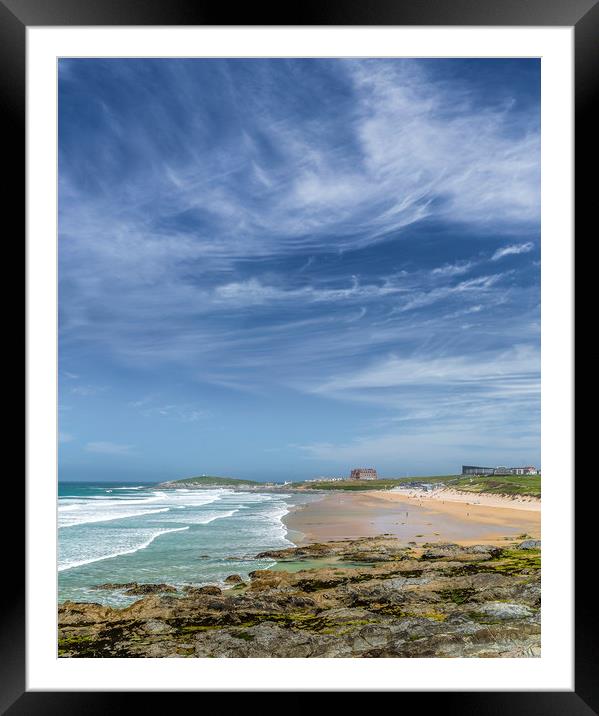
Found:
<box><xmin>284</xmin><ymin>489</ymin><xmax>540</xmax><ymax>546</ymax></box>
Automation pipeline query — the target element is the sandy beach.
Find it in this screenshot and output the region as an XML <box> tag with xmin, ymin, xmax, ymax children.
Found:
<box><xmin>285</xmin><ymin>488</ymin><xmax>540</xmax><ymax>546</ymax></box>
<box><xmin>385</xmin><ymin>487</ymin><xmax>541</xmax><ymax>511</ymax></box>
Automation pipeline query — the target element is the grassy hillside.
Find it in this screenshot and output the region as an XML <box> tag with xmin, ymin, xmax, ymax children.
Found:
<box><xmin>448</xmin><ymin>474</ymin><xmax>541</xmax><ymax>497</ymax></box>
<box><xmin>165</xmin><ymin>475</ymin><xmax>261</xmax><ymax>487</ymax></box>
<box><xmin>297</xmin><ymin>476</ymin><xmax>454</xmax><ymax>491</ymax></box>
<box><xmin>297</xmin><ymin>474</ymin><xmax>540</xmax><ymax>497</ymax></box>
<box><xmin>163</xmin><ymin>473</ymin><xmax>541</xmax><ymax>496</ymax></box>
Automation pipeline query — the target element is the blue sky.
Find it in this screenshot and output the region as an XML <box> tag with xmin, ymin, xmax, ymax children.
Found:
<box><xmin>58</xmin><ymin>58</ymin><xmax>540</xmax><ymax>482</ymax></box>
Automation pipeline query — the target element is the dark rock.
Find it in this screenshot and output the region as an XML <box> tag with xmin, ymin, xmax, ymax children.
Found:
<box><xmin>183</xmin><ymin>585</ymin><xmax>222</xmax><ymax>596</ymax></box>
<box><xmin>123</xmin><ymin>583</ymin><xmax>177</xmax><ymax>596</ymax></box>
<box><xmin>224</xmin><ymin>574</ymin><xmax>244</xmax><ymax>584</ymax></box>
<box><xmin>197</xmin><ymin>585</ymin><xmax>223</xmax><ymax>596</ymax></box>
<box><xmin>420</xmin><ymin>544</ymin><xmax>465</xmax><ymax>560</ymax></box>
<box><xmin>468</xmin><ymin>602</ymin><xmax>534</xmax><ymax>622</ymax></box>
<box><xmin>58</xmin><ymin>535</ymin><xmax>541</xmax><ymax>659</ymax></box>
<box><xmin>91</xmin><ymin>582</ymin><xmax>177</xmax><ymax>595</ymax></box>
<box><xmin>464</xmin><ymin>545</ymin><xmax>502</xmax><ymax>557</ymax></box>
<box><xmin>316</xmin><ymin>607</ymin><xmax>378</xmax><ymax>624</ymax></box>
<box><xmin>142</xmin><ymin>619</ymin><xmax>176</xmax><ymax>635</ymax></box>
<box><xmin>92</xmin><ymin>582</ymin><xmax>138</xmax><ymax>591</ymax></box>
<box><xmin>339</xmin><ymin>550</ymin><xmax>405</xmax><ymax>563</ymax></box>
<box><xmin>518</xmin><ymin>540</ymin><xmax>541</xmax><ymax>550</ymax></box>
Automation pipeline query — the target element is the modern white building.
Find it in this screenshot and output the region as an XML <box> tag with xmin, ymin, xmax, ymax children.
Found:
<box><xmin>510</xmin><ymin>466</ymin><xmax>539</xmax><ymax>475</ymax></box>
<box><xmin>462</xmin><ymin>465</ymin><xmax>539</xmax><ymax>476</ymax></box>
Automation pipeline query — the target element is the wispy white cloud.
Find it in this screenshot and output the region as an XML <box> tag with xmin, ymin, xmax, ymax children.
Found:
<box><xmin>213</xmin><ymin>276</ymin><xmax>407</xmax><ymax>306</ymax></box>
<box><xmin>349</xmin><ymin>61</ymin><xmax>539</xmax><ymax>231</ymax></box>
<box><xmin>392</xmin><ymin>273</ymin><xmax>505</xmax><ymax>314</ymax></box>
<box><xmin>59</xmin><ymin>60</ymin><xmax>540</xmax><ymax>300</ymax></box>
<box><xmin>297</xmin><ymin>344</ymin><xmax>540</xmax><ymax>469</ymax></box>
<box><xmin>491</xmin><ymin>242</ymin><xmax>535</xmax><ymax>261</ymax></box>
<box><xmin>431</xmin><ymin>262</ymin><xmax>474</xmax><ymax>277</ymax></box>
<box><xmin>58</xmin><ymin>60</ymin><xmax>540</xmax><ymax>476</ymax></box>
<box><xmin>297</xmin><ymin>424</ymin><xmax>539</xmax><ymax>470</ymax></box>
<box><xmin>58</xmin><ymin>60</ymin><xmax>540</xmax><ymax>382</ymax></box>
<box><xmin>132</xmin><ymin>399</ymin><xmax>208</xmax><ymax>423</ymax></box>
<box><xmin>59</xmin><ymin>432</ymin><xmax>74</xmax><ymax>443</ymax></box>
<box><xmin>85</xmin><ymin>441</ymin><xmax>134</xmax><ymax>455</ymax></box>
<box><xmin>70</xmin><ymin>384</ymin><xmax>107</xmax><ymax>397</ymax></box>
<box><xmin>310</xmin><ymin>344</ymin><xmax>539</xmax><ymax>403</ymax></box>
<box><xmin>128</xmin><ymin>395</ymin><xmax>156</xmax><ymax>409</ymax></box>
<box><xmin>62</xmin><ymin>371</ymin><xmax>80</xmax><ymax>380</ymax></box>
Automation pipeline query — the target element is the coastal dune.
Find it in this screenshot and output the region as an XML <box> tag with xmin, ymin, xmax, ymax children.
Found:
<box><xmin>385</xmin><ymin>487</ymin><xmax>541</xmax><ymax>511</ymax></box>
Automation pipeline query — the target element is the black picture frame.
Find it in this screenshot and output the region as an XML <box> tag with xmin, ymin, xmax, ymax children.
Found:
<box><xmin>8</xmin><ymin>0</ymin><xmax>587</xmax><ymax>709</ymax></box>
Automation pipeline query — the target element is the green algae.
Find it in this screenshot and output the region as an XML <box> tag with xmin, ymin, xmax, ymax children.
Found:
<box><xmin>179</xmin><ymin>625</ymin><xmax>220</xmax><ymax>633</ymax></box>
<box><xmin>436</xmin><ymin>587</ymin><xmax>476</xmax><ymax>605</ymax></box>
<box><xmin>270</xmin><ymin>557</ymin><xmax>384</xmax><ymax>573</ymax></box>
<box><xmin>446</xmin><ymin>549</ymin><xmax>540</xmax><ymax>577</ymax></box>
<box><xmin>406</xmin><ymin>612</ymin><xmax>447</xmax><ymax>622</ymax></box>
<box><xmin>232</xmin><ymin>630</ymin><xmax>255</xmax><ymax>641</ymax></box>
<box><xmin>58</xmin><ymin>628</ymin><xmax>132</xmax><ymax>658</ymax></box>
<box><xmin>58</xmin><ymin>634</ymin><xmax>95</xmax><ymax>656</ymax></box>
<box><xmin>58</xmin><ymin>537</ymin><xmax>541</xmax><ymax>658</ymax></box>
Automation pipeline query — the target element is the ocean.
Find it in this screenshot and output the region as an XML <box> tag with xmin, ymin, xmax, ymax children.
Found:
<box><xmin>58</xmin><ymin>482</ymin><xmax>304</xmax><ymax>606</ymax></box>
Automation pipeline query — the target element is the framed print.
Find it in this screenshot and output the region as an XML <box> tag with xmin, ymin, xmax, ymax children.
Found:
<box><xmin>9</xmin><ymin>0</ymin><xmax>589</xmax><ymax>709</ymax></box>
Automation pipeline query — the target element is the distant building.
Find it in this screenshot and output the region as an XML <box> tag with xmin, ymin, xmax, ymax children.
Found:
<box><xmin>349</xmin><ymin>467</ymin><xmax>378</xmax><ymax>480</ymax></box>
<box><xmin>462</xmin><ymin>465</ymin><xmax>539</xmax><ymax>476</ymax></box>
<box><xmin>462</xmin><ymin>465</ymin><xmax>495</xmax><ymax>476</ymax></box>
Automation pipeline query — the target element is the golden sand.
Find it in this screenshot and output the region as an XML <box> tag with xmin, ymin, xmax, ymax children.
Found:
<box><xmin>284</xmin><ymin>488</ymin><xmax>540</xmax><ymax>546</ymax></box>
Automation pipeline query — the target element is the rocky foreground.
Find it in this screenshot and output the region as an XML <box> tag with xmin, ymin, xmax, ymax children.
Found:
<box><xmin>58</xmin><ymin>537</ymin><xmax>541</xmax><ymax>658</ymax></box>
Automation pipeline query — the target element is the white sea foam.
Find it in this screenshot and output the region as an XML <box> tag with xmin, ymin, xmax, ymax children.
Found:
<box><xmin>252</xmin><ymin>501</ymin><xmax>293</xmax><ymax>545</ymax></box>
<box><xmin>58</xmin><ymin>526</ymin><xmax>190</xmax><ymax>572</ymax></box>
<box><xmin>58</xmin><ymin>488</ymin><xmax>226</xmax><ymax>528</ymax></box>
<box><xmin>58</xmin><ymin>486</ymin><xmax>295</xmax><ymax>595</ymax></box>
<box><xmin>68</xmin><ymin>492</ymin><xmax>166</xmax><ymax>504</ymax></box>
<box><xmin>157</xmin><ymin>492</ymin><xmax>225</xmax><ymax>510</ymax></box>
<box><xmin>175</xmin><ymin>509</ymin><xmax>239</xmax><ymax>525</ymax></box>
<box><xmin>59</xmin><ymin>506</ymin><xmax>171</xmax><ymax>528</ymax></box>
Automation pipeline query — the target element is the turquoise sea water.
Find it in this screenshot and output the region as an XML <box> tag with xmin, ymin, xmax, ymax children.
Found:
<box><xmin>58</xmin><ymin>482</ymin><xmax>303</xmax><ymax>606</ymax></box>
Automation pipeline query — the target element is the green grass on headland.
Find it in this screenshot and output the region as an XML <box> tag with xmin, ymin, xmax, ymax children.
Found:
<box><xmin>297</xmin><ymin>474</ymin><xmax>541</xmax><ymax>497</ymax></box>
<box><xmin>296</xmin><ymin>476</ymin><xmax>454</xmax><ymax>491</ymax></box>
<box><xmin>448</xmin><ymin>474</ymin><xmax>541</xmax><ymax>497</ymax></box>
<box><xmin>163</xmin><ymin>472</ymin><xmax>541</xmax><ymax>497</ymax></box>
<box><xmin>164</xmin><ymin>475</ymin><xmax>262</xmax><ymax>487</ymax></box>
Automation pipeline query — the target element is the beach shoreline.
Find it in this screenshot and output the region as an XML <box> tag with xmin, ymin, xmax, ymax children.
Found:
<box><xmin>283</xmin><ymin>488</ymin><xmax>540</xmax><ymax>547</ymax></box>
<box><xmin>384</xmin><ymin>487</ymin><xmax>540</xmax><ymax>511</ymax></box>
<box><xmin>58</xmin><ymin>484</ymin><xmax>542</xmax><ymax>659</ymax></box>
